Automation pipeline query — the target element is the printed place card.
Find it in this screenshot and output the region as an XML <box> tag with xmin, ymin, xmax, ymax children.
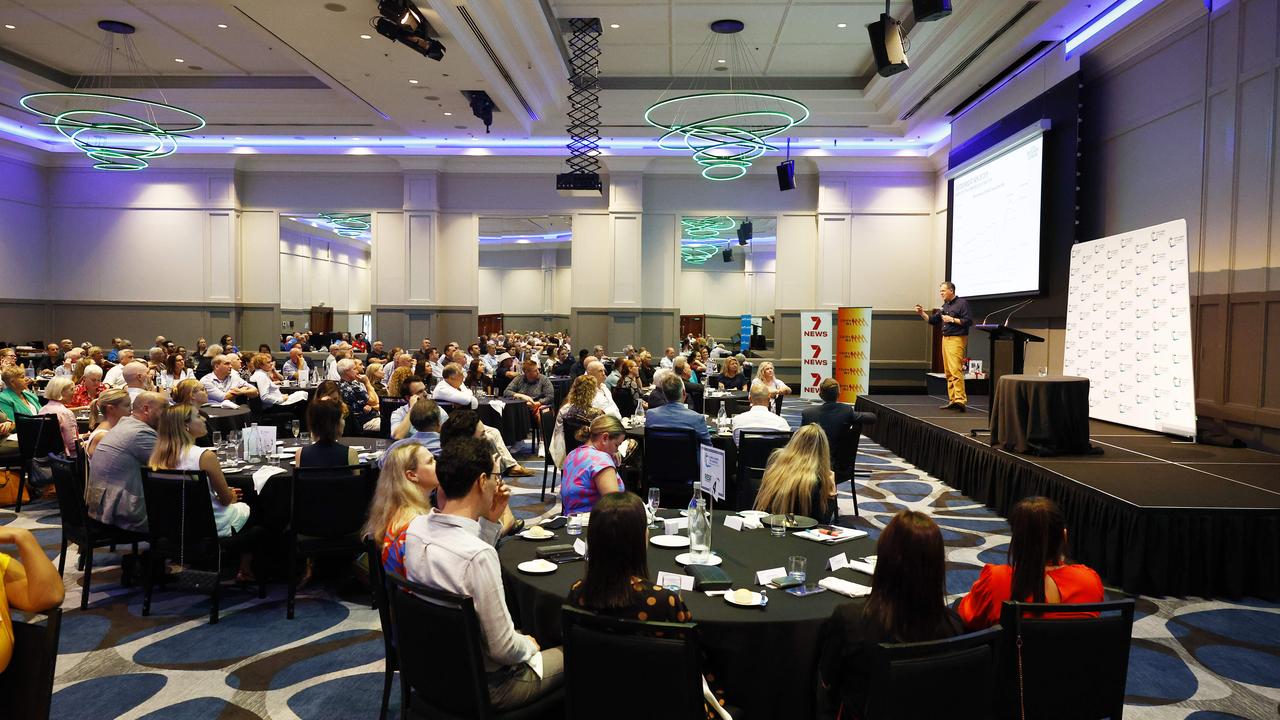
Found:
<box><xmin>723</xmin><ymin>515</ymin><xmax>744</xmax><ymax>531</ymax></box>
<box><xmin>656</xmin><ymin>571</ymin><xmax>695</xmax><ymax>591</ymax></box>
<box><xmin>828</xmin><ymin>552</ymin><xmax>849</xmax><ymax>571</ymax></box>
<box><xmin>755</xmin><ymin>567</ymin><xmax>786</xmax><ymax>586</ymax></box>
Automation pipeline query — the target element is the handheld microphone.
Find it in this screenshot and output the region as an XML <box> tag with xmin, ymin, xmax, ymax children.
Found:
<box><xmin>1002</xmin><ymin>299</ymin><xmax>1035</xmax><ymax>327</ymax></box>
<box><xmin>981</xmin><ymin>300</ymin><xmax>1030</xmax><ymax>325</ymax></box>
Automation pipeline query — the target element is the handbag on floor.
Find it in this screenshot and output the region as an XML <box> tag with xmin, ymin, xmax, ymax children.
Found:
<box><xmin>0</xmin><ymin>468</ymin><xmax>29</xmax><ymax>505</ymax></box>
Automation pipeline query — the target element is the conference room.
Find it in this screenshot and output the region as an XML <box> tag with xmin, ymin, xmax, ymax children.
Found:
<box><xmin>1</xmin><ymin>1</ymin><xmax>1277</xmax><ymax>719</ymax></box>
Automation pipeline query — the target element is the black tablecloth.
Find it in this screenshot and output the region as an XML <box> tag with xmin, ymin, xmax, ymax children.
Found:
<box><xmin>222</xmin><ymin>437</ymin><xmax>377</xmax><ymax>531</ymax></box>
<box><xmin>989</xmin><ymin>375</ymin><xmax>1094</xmax><ymax>456</ymax></box>
<box><xmin>202</xmin><ymin>404</ymin><xmax>253</xmax><ymax>435</ymax></box>
<box><xmin>703</xmin><ymin>390</ymin><xmax>748</xmax><ymax>418</ymax></box>
<box><xmin>499</xmin><ymin>509</ymin><xmax>875</xmax><ymax>719</ymax></box>
<box><xmin>477</xmin><ymin>397</ymin><xmax>532</xmax><ymax>447</ymax></box>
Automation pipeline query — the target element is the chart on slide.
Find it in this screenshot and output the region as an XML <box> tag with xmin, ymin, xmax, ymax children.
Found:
<box><xmin>950</xmin><ymin>134</ymin><xmax>1044</xmax><ymax>298</ymax></box>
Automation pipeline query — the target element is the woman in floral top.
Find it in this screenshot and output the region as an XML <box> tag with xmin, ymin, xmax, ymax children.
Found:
<box><xmin>559</xmin><ymin>414</ymin><xmax>627</xmax><ymax>515</ymax></box>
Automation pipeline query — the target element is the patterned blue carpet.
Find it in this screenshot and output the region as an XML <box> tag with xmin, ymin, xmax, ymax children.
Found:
<box><xmin>3</xmin><ymin>398</ymin><xmax>1277</xmax><ymax>719</ymax></box>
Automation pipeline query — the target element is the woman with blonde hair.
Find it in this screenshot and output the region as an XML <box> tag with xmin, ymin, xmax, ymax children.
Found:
<box><xmin>756</xmin><ymin>361</ymin><xmax>791</xmax><ymax>398</ymax></box>
<box><xmin>362</xmin><ymin>442</ymin><xmax>438</xmax><ymax>576</ymax></box>
<box><xmin>149</xmin><ymin>404</ymin><xmax>253</xmax><ymax>539</ymax></box>
<box><xmin>386</xmin><ymin>366</ymin><xmax>413</xmax><ymax>398</ymax></box>
<box><xmin>754</xmin><ymin>424</ymin><xmax>837</xmax><ymax>524</ymax></box>
<box><xmin>559</xmin><ymin>414</ymin><xmax>628</xmax><ymax>515</ymax></box>
<box><xmin>366</xmin><ymin>362</ymin><xmax>387</xmax><ymax>397</ymax></box>
<box><xmin>171</xmin><ymin>377</ymin><xmax>208</xmax><ymax>409</ymax></box>
<box><xmin>550</xmin><ymin>375</ymin><xmax>603</xmax><ymax>466</ymax></box>
<box><xmin>86</xmin><ymin>388</ymin><xmax>132</xmax><ymax>456</ymax></box>
<box><xmin>38</xmin><ymin>376</ymin><xmax>80</xmax><ymax>456</ymax></box>
<box><xmin>713</xmin><ymin>357</ymin><xmax>748</xmax><ymax>391</ymax></box>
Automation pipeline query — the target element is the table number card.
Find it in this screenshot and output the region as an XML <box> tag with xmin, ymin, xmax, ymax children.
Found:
<box><xmin>828</xmin><ymin>552</ymin><xmax>849</xmax><ymax>571</ymax></box>
<box><xmin>756</xmin><ymin>567</ymin><xmax>786</xmax><ymax>586</ymax></box>
<box><xmin>724</xmin><ymin>515</ymin><xmax>745</xmax><ymax>531</ymax></box>
<box><xmin>656</xmin><ymin>571</ymin><xmax>695</xmax><ymax>591</ymax></box>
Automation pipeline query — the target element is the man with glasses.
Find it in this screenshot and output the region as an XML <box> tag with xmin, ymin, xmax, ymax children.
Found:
<box><xmin>389</xmin><ymin>375</ymin><xmax>450</xmax><ymax>440</ymax></box>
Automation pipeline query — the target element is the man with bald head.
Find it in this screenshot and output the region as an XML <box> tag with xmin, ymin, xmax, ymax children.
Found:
<box><xmin>122</xmin><ymin>361</ymin><xmax>151</xmax><ymax>402</ymax></box>
<box><xmin>586</xmin><ymin>360</ymin><xmax>621</xmax><ymax>419</ymax></box>
<box><xmin>282</xmin><ymin>346</ymin><xmax>310</xmax><ymax>382</ymax></box>
<box><xmin>86</xmin><ymin>391</ymin><xmax>166</xmax><ymax>532</ymax></box>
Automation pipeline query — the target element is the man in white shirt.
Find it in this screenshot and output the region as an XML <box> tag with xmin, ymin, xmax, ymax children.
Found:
<box><xmin>660</xmin><ymin>347</ymin><xmax>676</xmax><ymax>369</ymax></box>
<box><xmin>122</xmin><ymin>362</ymin><xmax>151</xmax><ymax>403</ymax></box>
<box><xmin>433</xmin><ymin>364</ymin><xmax>534</xmax><ymax>477</ymax></box>
<box><xmin>103</xmin><ymin>348</ymin><xmax>135</xmax><ymax>387</ymax></box>
<box><xmin>325</xmin><ymin>343</ymin><xmax>348</xmax><ymax>381</ymax></box>
<box><xmin>731</xmin><ymin>381</ymin><xmax>791</xmax><ymax>442</ymax></box>
<box><xmin>201</xmin><ymin>355</ymin><xmax>258</xmax><ymax>403</ymax></box>
<box><xmin>481</xmin><ymin>342</ymin><xmax>499</xmax><ymax>375</ymax></box>
<box><xmin>404</xmin><ymin>437</ymin><xmax>563</xmax><ymax>708</ymax></box>
<box><xmin>586</xmin><ymin>360</ymin><xmax>621</xmax><ymax>419</ymax></box>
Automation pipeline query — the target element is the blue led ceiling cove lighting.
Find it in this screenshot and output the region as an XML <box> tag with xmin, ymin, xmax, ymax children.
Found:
<box><xmin>1064</xmin><ymin>0</ymin><xmax>1146</xmax><ymax>56</ymax></box>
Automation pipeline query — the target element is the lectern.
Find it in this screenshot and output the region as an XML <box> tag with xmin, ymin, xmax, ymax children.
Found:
<box><xmin>975</xmin><ymin>324</ymin><xmax>1044</xmax><ymax>390</ymax></box>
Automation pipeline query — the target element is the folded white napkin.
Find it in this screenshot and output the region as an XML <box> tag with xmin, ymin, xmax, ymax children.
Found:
<box><xmin>220</xmin><ymin>399</ymin><xmax>239</xmax><ymax>409</ymax></box>
<box><xmin>847</xmin><ymin>558</ymin><xmax>877</xmax><ymax>575</ymax></box>
<box><xmin>818</xmin><ymin>576</ymin><xmax>872</xmax><ymax>598</ymax></box>
<box><xmin>488</xmin><ymin>399</ymin><xmax>506</xmax><ymax>413</ymax></box>
<box><xmin>251</xmin><ymin>465</ymin><xmax>287</xmax><ymax>494</ymax></box>
<box><xmin>280</xmin><ymin>391</ymin><xmax>308</xmax><ymax>406</ymax></box>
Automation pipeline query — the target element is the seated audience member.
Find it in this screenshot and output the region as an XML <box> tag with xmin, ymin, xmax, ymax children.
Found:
<box><xmin>432</xmin><ymin>362</ymin><xmax>479</xmax><ymax>409</ymax></box>
<box><xmin>659</xmin><ymin>346</ymin><xmax>677</xmax><ymax>370</ymax></box>
<box><xmin>367</xmin><ymin>340</ymin><xmax>388</xmax><ymax>362</ymax></box>
<box><xmin>819</xmin><ymin>511</ymin><xmax>963</xmax><ymax>715</ymax></box>
<box><xmin>756</xmin><ymin>361</ymin><xmax>791</xmax><ymax>399</ymax></box>
<box><xmin>54</xmin><ymin>348</ymin><xmax>84</xmax><ymax>378</ymax></box>
<box><xmin>800</xmin><ymin>378</ymin><xmax>876</xmax><ymax>462</ymax></box>
<box><xmin>549</xmin><ymin>345</ymin><xmax>573</xmax><ymax>376</ymax></box>
<box><xmin>337</xmin><ymin>358</ymin><xmax>380</xmax><ymax>432</ymax></box>
<box><xmin>644</xmin><ymin>368</ymin><xmax>673</xmax><ymax>409</ymax></box>
<box><xmin>249</xmin><ymin>353</ymin><xmax>294</xmax><ymax>419</ymax></box>
<box><xmin>69</xmin><ymin>363</ymin><xmax>106</xmax><ymax>410</ymax></box>
<box><xmin>956</xmin><ymin>496</ymin><xmax>1104</xmax><ymax>630</ymax></box>
<box><xmin>586</xmin><ymin>360</ymin><xmax>622</xmax><ymax>419</ymax></box>
<box><xmin>465</xmin><ymin>358</ymin><xmax>491</xmax><ymax>394</ymax></box>
<box><xmin>364</xmin><ymin>443</ymin><xmax>439</xmax><ymax>576</ymax></box>
<box><xmin>0</xmin><ymin>526</ymin><xmax>66</xmax><ymax>673</ymax></box>
<box><xmin>103</xmin><ymin>348</ymin><xmax>135</xmax><ymax>387</ymax></box>
<box><xmin>314</xmin><ymin>380</ymin><xmax>343</xmax><ymax>407</ymax></box>
<box><xmin>282</xmin><ymin>346</ymin><xmax>310</xmax><ymax>381</ymax></box>
<box><xmin>230</xmin><ymin>353</ymin><xmax>253</xmax><ymax>382</ymax></box>
<box><xmin>566</xmin><ymin>492</ymin><xmax>730</xmax><ymax>715</ymax></box>
<box><xmin>86</xmin><ymin>392</ymin><xmax>166</xmax><ymax>531</ymax></box>
<box><xmin>366</xmin><ymin>363</ymin><xmax>387</xmax><ymax>397</ymax></box>
<box><xmin>754</xmin><ymin>424</ymin><xmax>837</xmax><ymax>524</ymax></box>
<box><xmin>672</xmin><ymin>357</ymin><xmax>702</xmax><ymax>401</ymax></box>
<box><xmin>386</xmin><ymin>366</ymin><xmax>413</xmax><ymax>399</ymax></box>
<box><xmin>713</xmin><ymin>357</ymin><xmax>749</xmax><ymax>391</ymax></box>
<box><xmin>220</xmin><ymin>334</ymin><xmax>239</xmax><ymax>355</ymax></box>
<box><xmin>295</xmin><ymin>398</ymin><xmax>359</xmax><ymax>467</ymax></box>
<box><xmin>195</xmin><ymin>344</ymin><xmax>220</xmax><ymax>378</ymax></box>
<box><xmin>550</xmin><ymin>376</ymin><xmax>603</xmax><ymax>466</ymax></box>
<box><xmin>171</xmin><ymin>377</ymin><xmax>208</xmax><ymax>411</ymax></box>
<box><xmin>403</xmin><ymin>436</ymin><xmax>564</xmax><ymax>708</ymax></box>
<box><xmin>439</xmin><ymin>408</ymin><xmax>533</xmax><ymax>479</ymax></box>
<box><xmin>730</xmin><ymin>381</ymin><xmax>791</xmax><ymax>441</ymax></box>
<box><xmin>157</xmin><ymin>352</ymin><xmax>194</xmax><ymax>391</ymax></box>
<box><xmin>569</xmin><ymin>348</ymin><xmax>590</xmax><ymax>379</ymax></box>
<box><xmin>38</xmin><ymin>376</ymin><xmax>79</xmax><ymax>457</ymax></box>
<box><xmin>0</xmin><ymin>348</ymin><xmax>17</xmax><ymax>371</ymax></box>
<box><xmin>560</xmin><ymin>415</ymin><xmax>630</xmax><ymax>515</ymax></box>
<box><xmin>86</xmin><ymin>388</ymin><xmax>132</xmax><ymax>457</ymax></box>
<box><xmin>71</xmin><ymin>357</ymin><xmax>94</xmax><ymax>386</ymax></box>
<box><xmin>149</xmin><ymin>405</ymin><xmax>253</xmax><ymax>571</ymax></box>
<box><xmin>645</xmin><ymin>371</ymin><xmax>711</xmax><ymax>445</ymax></box>
<box><xmin>384</xmin><ymin>396</ymin><xmax>444</xmax><ymax>463</ymax></box>
<box><xmin>34</xmin><ymin>343</ymin><xmax>61</xmax><ymax>376</ymax></box>
<box><xmin>324</xmin><ymin>343</ymin><xmax>348</xmax><ymax>382</ymax></box>
<box><xmin>0</xmin><ymin>366</ymin><xmax>40</xmax><ymax>420</ymax></box>
<box><xmin>121</xmin><ymin>362</ymin><xmax>151</xmax><ymax>402</ymax></box>
<box><xmin>503</xmin><ymin>359</ymin><xmax>554</xmax><ymax>417</ymax></box>
<box><xmin>201</xmin><ymin>354</ymin><xmax>258</xmax><ymax>404</ymax></box>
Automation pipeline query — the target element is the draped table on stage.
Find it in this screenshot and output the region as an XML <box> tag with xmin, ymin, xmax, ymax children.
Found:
<box><xmin>499</xmin><ymin>508</ymin><xmax>875</xmax><ymax>719</ymax></box>
<box><xmin>989</xmin><ymin>374</ymin><xmax>1094</xmax><ymax>456</ymax></box>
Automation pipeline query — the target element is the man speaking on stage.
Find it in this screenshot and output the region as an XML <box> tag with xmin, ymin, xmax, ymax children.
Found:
<box><xmin>916</xmin><ymin>281</ymin><xmax>972</xmax><ymax>412</ymax></box>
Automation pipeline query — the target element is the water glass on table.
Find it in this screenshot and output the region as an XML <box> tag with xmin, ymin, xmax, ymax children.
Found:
<box><xmin>298</xmin><ymin>431</ymin><xmax>311</xmax><ymax>446</ymax></box>
<box><xmin>770</xmin><ymin>515</ymin><xmax>787</xmax><ymax>538</ymax></box>
<box><xmin>290</xmin><ymin>419</ymin><xmax>300</xmax><ymax>438</ymax></box>
<box><xmin>566</xmin><ymin>513</ymin><xmax>582</xmax><ymax>536</ymax></box>
<box><xmin>647</xmin><ymin>488</ymin><xmax>661</xmax><ymax>523</ymax></box>
<box><xmin>787</xmin><ymin>555</ymin><xmax>807</xmax><ymax>584</ymax></box>
<box><xmin>375</xmin><ymin>439</ymin><xmax>387</xmax><ymax>455</ymax></box>
<box><xmin>213</xmin><ymin>431</ymin><xmax>223</xmax><ymax>449</ymax></box>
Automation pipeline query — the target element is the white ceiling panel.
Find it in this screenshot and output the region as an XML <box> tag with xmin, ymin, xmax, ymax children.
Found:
<box><xmin>598</xmin><ymin>44</ymin><xmax>671</xmax><ymax>76</ymax></box>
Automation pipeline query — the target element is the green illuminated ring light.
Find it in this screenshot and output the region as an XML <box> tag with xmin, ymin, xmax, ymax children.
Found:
<box><xmin>645</xmin><ymin>92</ymin><xmax>809</xmax><ymax>181</ymax></box>
<box><xmin>682</xmin><ymin>216</ymin><xmax>737</xmax><ymax>239</ymax></box>
<box><xmin>681</xmin><ymin>243</ymin><xmax>720</xmax><ymax>265</ymax></box>
<box><xmin>20</xmin><ymin>92</ymin><xmax>205</xmax><ymax>171</ymax></box>
<box><xmin>318</xmin><ymin>212</ymin><xmax>373</xmax><ymax>238</ymax></box>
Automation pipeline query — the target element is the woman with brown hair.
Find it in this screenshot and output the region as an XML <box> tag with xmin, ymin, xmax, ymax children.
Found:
<box><xmin>559</xmin><ymin>414</ymin><xmax>628</xmax><ymax>515</ymax></box>
<box><xmin>295</xmin><ymin>397</ymin><xmax>358</xmax><ymax>466</ymax></box>
<box><xmin>753</xmin><ymin>424</ymin><xmax>837</xmax><ymax>524</ymax></box>
<box><xmin>550</xmin><ymin>375</ymin><xmax>602</xmax><ymax>466</ymax></box>
<box><xmin>956</xmin><ymin>496</ymin><xmax>1103</xmax><ymax>630</ymax></box>
<box><xmin>85</xmin><ymin>388</ymin><xmax>132</xmax><ymax>456</ymax></box>
<box><xmin>818</xmin><ymin>511</ymin><xmax>963</xmax><ymax>715</ymax></box>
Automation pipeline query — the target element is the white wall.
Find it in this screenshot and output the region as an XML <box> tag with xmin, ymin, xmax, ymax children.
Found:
<box><xmin>279</xmin><ymin>225</ymin><xmax>370</xmax><ymax>313</ymax></box>
<box><xmin>0</xmin><ymin>156</ymin><xmax>47</xmax><ymax>301</ymax></box>
<box><xmin>478</xmin><ymin>250</ymin><xmax>571</xmax><ymax>316</ymax></box>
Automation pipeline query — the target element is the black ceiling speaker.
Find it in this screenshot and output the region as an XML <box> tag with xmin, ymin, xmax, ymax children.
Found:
<box><xmin>737</xmin><ymin>220</ymin><xmax>753</xmax><ymax>245</ymax></box>
<box><xmin>868</xmin><ymin>13</ymin><xmax>908</xmax><ymax>78</ymax></box>
<box><xmin>913</xmin><ymin>0</ymin><xmax>952</xmax><ymax>22</ymax></box>
<box><xmin>722</xmin><ymin>247</ymin><xmax>733</xmax><ymax>262</ymax></box>
<box><xmin>776</xmin><ymin>159</ymin><xmax>796</xmax><ymax>191</ymax></box>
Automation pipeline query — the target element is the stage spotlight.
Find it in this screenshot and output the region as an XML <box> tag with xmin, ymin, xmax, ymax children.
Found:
<box><xmin>375</xmin><ymin>0</ymin><xmax>445</xmax><ymax>61</ymax></box>
<box><xmin>463</xmin><ymin>90</ymin><xmax>497</xmax><ymax>133</ymax></box>
<box><xmin>867</xmin><ymin>12</ymin><xmax>908</xmax><ymax>77</ymax></box>
<box><xmin>737</xmin><ymin>219</ymin><xmax>753</xmax><ymax>245</ymax></box>
<box><xmin>722</xmin><ymin>247</ymin><xmax>734</xmax><ymax>262</ymax></box>
<box><xmin>777</xmin><ymin>159</ymin><xmax>796</xmax><ymax>191</ymax></box>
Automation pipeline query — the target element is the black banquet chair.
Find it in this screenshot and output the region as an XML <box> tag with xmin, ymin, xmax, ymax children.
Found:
<box><xmin>286</xmin><ymin>464</ymin><xmax>376</xmax><ymax>619</ymax></box>
<box><xmin>997</xmin><ymin>598</ymin><xmax>1137</xmax><ymax>720</ymax></box>
<box><xmin>561</xmin><ymin>605</ymin><xmax>705</xmax><ymax>720</ymax></box>
<box><xmin>734</xmin><ymin>431</ymin><xmax>791</xmax><ymax>511</ymax></box>
<box><xmin>642</xmin><ymin>426</ymin><xmax>701</xmax><ymax>509</ymax></box>
<box><xmin>379</xmin><ymin>398</ymin><xmax>406</xmax><ymax>440</ymax></box>
<box><xmin>363</xmin><ymin>537</ymin><xmax>399</xmax><ymax>720</ymax></box>
<box><xmin>859</xmin><ymin>626</ymin><xmax>1002</xmax><ymax>720</ymax></box>
<box><xmin>388</xmin><ymin>572</ymin><xmax>563</xmax><ymax>719</ymax></box>
<box><xmin>539</xmin><ymin>409</ymin><xmax>559</xmax><ymax>501</ymax></box>
<box><xmin>48</xmin><ymin>454</ymin><xmax>146</xmax><ymax>609</ymax></box>
<box><xmin>139</xmin><ymin>468</ymin><xmax>265</xmax><ymax>624</ymax></box>
<box><xmin>0</xmin><ymin>606</ymin><xmax>63</xmax><ymax>720</ymax></box>
<box><xmin>13</xmin><ymin>414</ymin><xmax>63</xmax><ymax>512</ymax></box>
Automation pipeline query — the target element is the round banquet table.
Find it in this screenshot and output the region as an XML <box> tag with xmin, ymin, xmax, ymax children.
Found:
<box><xmin>475</xmin><ymin>395</ymin><xmax>532</xmax><ymax>447</ymax></box>
<box><xmin>988</xmin><ymin>374</ymin><xmax>1095</xmax><ymax>456</ymax></box>
<box><xmin>220</xmin><ymin>437</ymin><xmax>379</xmax><ymax>531</ymax></box>
<box><xmin>703</xmin><ymin>389</ymin><xmax>748</xmax><ymax>418</ymax></box>
<box><xmin>499</xmin><ymin>508</ymin><xmax>875</xmax><ymax>719</ymax></box>
<box><xmin>201</xmin><ymin>403</ymin><xmax>253</xmax><ymax>435</ymax></box>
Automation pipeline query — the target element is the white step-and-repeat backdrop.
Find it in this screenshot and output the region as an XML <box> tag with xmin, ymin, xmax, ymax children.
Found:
<box><xmin>1063</xmin><ymin>219</ymin><xmax>1196</xmax><ymax>436</ymax></box>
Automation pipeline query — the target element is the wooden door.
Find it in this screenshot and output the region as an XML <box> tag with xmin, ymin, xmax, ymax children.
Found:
<box><xmin>680</xmin><ymin>314</ymin><xmax>705</xmax><ymax>339</ymax></box>
<box><xmin>478</xmin><ymin>314</ymin><xmax>504</xmax><ymax>337</ymax></box>
<box><xmin>310</xmin><ymin>306</ymin><xmax>334</xmax><ymax>333</ymax></box>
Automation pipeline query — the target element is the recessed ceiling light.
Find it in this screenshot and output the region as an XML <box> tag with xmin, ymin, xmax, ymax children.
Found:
<box><xmin>234</xmin><ymin>136</ymin><xmax>243</xmax><ymax>140</ymax></box>
<box><xmin>609</xmin><ymin>23</ymin><xmax>620</xmax><ymax>29</ymax></box>
<box><xmin>216</xmin><ymin>23</ymin><xmax>228</xmax><ymax>29</ymax></box>
<box><xmin>836</xmin><ymin>23</ymin><xmax>847</xmax><ymax>28</ymax></box>
<box><xmin>716</xmin><ymin>59</ymin><xmax>726</xmax><ymax>63</ymax></box>
<box><xmin>359</xmin><ymin>34</ymin><xmax>372</xmax><ymax>39</ymax></box>
<box><xmin>409</xmin><ymin>79</ymin><xmax>419</xmax><ymax>84</ymax></box>
<box><xmin>173</xmin><ymin>58</ymin><xmax>185</xmax><ymax>63</ymax></box>
<box><xmin>515</xmin><ymin>239</ymin><xmax>533</xmax><ymax>244</ymax></box>
<box><xmin>443</xmin><ymin>111</ymin><xmax>453</xmax><ymax>116</ymax></box>
<box><xmin>3</xmin><ymin>24</ymin><xmax>15</xmax><ymax>30</ymax></box>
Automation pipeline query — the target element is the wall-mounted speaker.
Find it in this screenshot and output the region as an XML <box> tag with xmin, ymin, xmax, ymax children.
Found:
<box><xmin>776</xmin><ymin>159</ymin><xmax>796</xmax><ymax>191</ymax></box>
<box><xmin>868</xmin><ymin>13</ymin><xmax>908</xmax><ymax>78</ymax></box>
<box><xmin>737</xmin><ymin>220</ymin><xmax>753</xmax><ymax>245</ymax></box>
<box><xmin>912</xmin><ymin>0</ymin><xmax>952</xmax><ymax>22</ymax></box>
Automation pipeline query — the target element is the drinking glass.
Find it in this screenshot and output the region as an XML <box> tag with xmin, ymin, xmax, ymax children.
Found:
<box><xmin>1037</xmin><ymin>366</ymin><xmax>1049</xmax><ymax>377</ymax></box>
<box><xmin>298</xmin><ymin>431</ymin><xmax>311</xmax><ymax>446</ymax></box>
<box><xmin>647</xmin><ymin>487</ymin><xmax>661</xmax><ymax>515</ymax></box>
<box><xmin>787</xmin><ymin>555</ymin><xmax>807</xmax><ymax>584</ymax></box>
<box><xmin>290</xmin><ymin>420</ymin><xmax>300</xmax><ymax>438</ymax></box>
<box><xmin>213</xmin><ymin>431</ymin><xmax>223</xmax><ymax>449</ymax></box>
<box><xmin>376</xmin><ymin>439</ymin><xmax>388</xmax><ymax>453</ymax></box>
<box><xmin>769</xmin><ymin>516</ymin><xmax>787</xmax><ymax>538</ymax></box>
<box><xmin>566</xmin><ymin>514</ymin><xmax>582</xmax><ymax>536</ymax></box>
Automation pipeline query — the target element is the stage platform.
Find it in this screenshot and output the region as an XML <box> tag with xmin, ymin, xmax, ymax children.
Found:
<box><xmin>854</xmin><ymin>394</ymin><xmax>1280</xmax><ymax>600</ymax></box>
